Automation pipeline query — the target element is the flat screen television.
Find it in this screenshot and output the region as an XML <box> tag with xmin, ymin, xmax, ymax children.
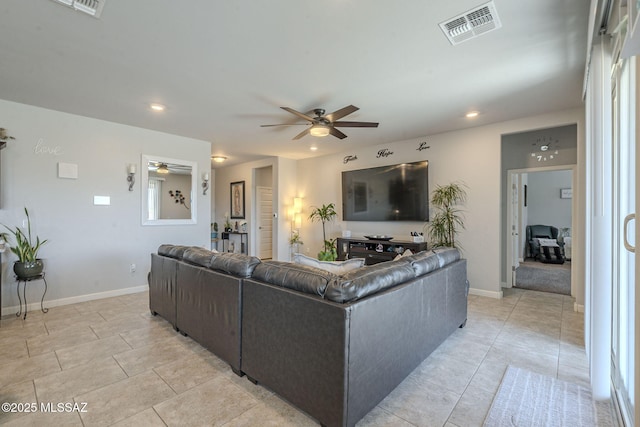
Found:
<box><xmin>342</xmin><ymin>160</ymin><xmax>429</xmax><ymax>221</ymax></box>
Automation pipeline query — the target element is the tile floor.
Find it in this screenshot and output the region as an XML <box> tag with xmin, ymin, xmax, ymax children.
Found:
<box><xmin>0</xmin><ymin>288</ymin><xmax>615</xmax><ymax>426</ymax></box>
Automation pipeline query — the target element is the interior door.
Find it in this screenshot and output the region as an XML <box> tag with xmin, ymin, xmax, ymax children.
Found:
<box><xmin>611</xmin><ymin>55</ymin><xmax>636</xmax><ymax>427</ymax></box>
<box><xmin>256</xmin><ymin>186</ymin><xmax>273</xmax><ymax>260</ymax></box>
<box><xmin>506</xmin><ymin>171</ymin><xmax>521</xmax><ymax>287</ymax></box>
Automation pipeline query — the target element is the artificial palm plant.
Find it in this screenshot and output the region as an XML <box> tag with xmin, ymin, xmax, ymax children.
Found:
<box><xmin>308</xmin><ymin>203</ymin><xmax>338</xmax><ymax>261</ymax></box>
<box><xmin>427</xmin><ymin>182</ymin><xmax>467</xmax><ymax>248</ymax></box>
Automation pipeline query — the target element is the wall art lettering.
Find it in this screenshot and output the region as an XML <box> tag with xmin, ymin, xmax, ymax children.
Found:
<box><xmin>417</xmin><ymin>141</ymin><xmax>430</xmax><ymax>151</ymax></box>
<box><xmin>34</xmin><ymin>138</ymin><xmax>63</xmax><ymax>156</ymax></box>
<box><xmin>376</xmin><ymin>149</ymin><xmax>393</xmax><ymax>158</ymax></box>
<box><xmin>343</xmin><ymin>155</ymin><xmax>358</xmax><ymax>164</ymax></box>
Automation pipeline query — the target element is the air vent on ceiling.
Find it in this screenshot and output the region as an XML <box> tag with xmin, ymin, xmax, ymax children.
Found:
<box><xmin>50</xmin><ymin>0</ymin><xmax>105</xmax><ymax>18</ymax></box>
<box><xmin>439</xmin><ymin>1</ymin><xmax>501</xmax><ymax>46</ymax></box>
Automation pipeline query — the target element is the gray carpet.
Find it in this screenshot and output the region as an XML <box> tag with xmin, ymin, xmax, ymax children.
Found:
<box><xmin>484</xmin><ymin>366</ymin><xmax>596</xmax><ymax>427</ymax></box>
<box><xmin>515</xmin><ymin>263</ymin><xmax>570</xmax><ymax>295</ymax></box>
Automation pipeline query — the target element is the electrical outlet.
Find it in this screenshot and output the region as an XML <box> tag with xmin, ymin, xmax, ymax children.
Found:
<box><xmin>22</xmin><ymin>219</ymin><xmax>28</xmax><ymax>228</ymax></box>
<box><xmin>130</xmin><ymin>264</ymin><xmax>136</xmax><ymax>273</ymax></box>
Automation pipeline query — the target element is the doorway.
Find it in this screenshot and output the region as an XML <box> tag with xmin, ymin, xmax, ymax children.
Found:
<box><xmin>506</xmin><ymin>166</ymin><xmax>574</xmax><ymax>296</ymax></box>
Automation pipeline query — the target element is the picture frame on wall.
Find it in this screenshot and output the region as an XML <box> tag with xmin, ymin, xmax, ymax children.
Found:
<box><xmin>230</xmin><ymin>181</ymin><xmax>245</xmax><ymax>219</ymax></box>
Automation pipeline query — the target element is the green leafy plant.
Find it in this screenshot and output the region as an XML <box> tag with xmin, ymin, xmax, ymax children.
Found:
<box><xmin>2</xmin><ymin>207</ymin><xmax>48</xmax><ymax>262</ymax></box>
<box><xmin>289</xmin><ymin>230</ymin><xmax>303</xmax><ymax>246</ymax></box>
<box><xmin>308</xmin><ymin>203</ymin><xmax>338</xmax><ymax>261</ymax></box>
<box><xmin>427</xmin><ymin>182</ymin><xmax>467</xmax><ymax>248</ymax></box>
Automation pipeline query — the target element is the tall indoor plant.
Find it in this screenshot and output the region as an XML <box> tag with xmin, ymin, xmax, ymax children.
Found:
<box><xmin>427</xmin><ymin>182</ymin><xmax>467</xmax><ymax>248</ymax></box>
<box><xmin>2</xmin><ymin>207</ymin><xmax>48</xmax><ymax>278</ymax></box>
<box><xmin>308</xmin><ymin>203</ymin><xmax>338</xmax><ymax>261</ymax></box>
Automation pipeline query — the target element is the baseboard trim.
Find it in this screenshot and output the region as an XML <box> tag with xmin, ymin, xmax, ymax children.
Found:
<box><xmin>574</xmin><ymin>302</ymin><xmax>585</xmax><ymax>313</ymax></box>
<box><xmin>469</xmin><ymin>287</ymin><xmax>504</xmax><ymax>299</ymax></box>
<box><xmin>1</xmin><ymin>285</ymin><xmax>148</xmax><ymax>317</ymax></box>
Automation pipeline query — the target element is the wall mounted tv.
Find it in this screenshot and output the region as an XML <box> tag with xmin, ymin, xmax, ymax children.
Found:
<box><xmin>342</xmin><ymin>160</ymin><xmax>429</xmax><ymax>221</ymax></box>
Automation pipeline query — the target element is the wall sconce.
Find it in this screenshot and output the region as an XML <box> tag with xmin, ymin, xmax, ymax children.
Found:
<box><xmin>127</xmin><ymin>164</ymin><xmax>136</xmax><ymax>191</ymax></box>
<box><xmin>202</xmin><ymin>172</ymin><xmax>210</xmax><ymax>195</ymax></box>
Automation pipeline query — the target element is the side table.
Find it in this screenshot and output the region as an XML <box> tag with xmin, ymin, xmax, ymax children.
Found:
<box><xmin>16</xmin><ymin>273</ymin><xmax>49</xmax><ymax>320</ymax></box>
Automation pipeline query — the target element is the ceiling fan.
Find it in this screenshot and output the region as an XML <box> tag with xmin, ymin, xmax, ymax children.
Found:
<box><xmin>261</xmin><ymin>105</ymin><xmax>379</xmax><ymax>140</ymax></box>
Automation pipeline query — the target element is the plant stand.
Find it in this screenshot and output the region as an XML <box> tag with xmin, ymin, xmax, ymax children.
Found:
<box><xmin>16</xmin><ymin>273</ymin><xmax>49</xmax><ymax>320</ymax></box>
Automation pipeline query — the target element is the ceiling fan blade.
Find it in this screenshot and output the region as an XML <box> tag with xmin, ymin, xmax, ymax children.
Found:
<box><xmin>260</xmin><ymin>123</ymin><xmax>308</xmax><ymax>127</ymax></box>
<box><xmin>293</xmin><ymin>128</ymin><xmax>311</xmax><ymax>140</ymax></box>
<box><xmin>333</xmin><ymin>121</ymin><xmax>379</xmax><ymax>128</ymax></box>
<box><xmin>329</xmin><ymin>127</ymin><xmax>348</xmax><ymax>139</ymax></box>
<box><xmin>326</xmin><ymin>105</ymin><xmax>359</xmax><ymax>122</ymax></box>
<box><xmin>281</xmin><ymin>107</ymin><xmax>315</xmax><ymax>122</ymax></box>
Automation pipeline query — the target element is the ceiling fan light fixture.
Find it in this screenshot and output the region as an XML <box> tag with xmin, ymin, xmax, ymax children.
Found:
<box><xmin>310</xmin><ymin>124</ymin><xmax>330</xmax><ymax>137</ymax></box>
<box><xmin>156</xmin><ymin>163</ymin><xmax>169</xmax><ymax>174</ymax></box>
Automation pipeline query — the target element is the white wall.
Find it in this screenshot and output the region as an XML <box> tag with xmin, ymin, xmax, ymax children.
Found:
<box><xmin>0</xmin><ymin>100</ymin><xmax>211</xmax><ymax>313</ymax></box>
<box><xmin>296</xmin><ymin>107</ymin><xmax>585</xmax><ymax>298</ymax></box>
<box><xmin>526</xmin><ymin>170</ymin><xmax>573</xmax><ymax>229</ymax></box>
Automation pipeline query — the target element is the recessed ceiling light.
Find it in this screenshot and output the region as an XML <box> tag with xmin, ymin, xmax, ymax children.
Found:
<box><xmin>150</xmin><ymin>103</ymin><xmax>166</xmax><ymax>112</ymax></box>
<box><xmin>211</xmin><ymin>156</ymin><xmax>227</xmax><ymax>163</ymax></box>
<box><xmin>465</xmin><ymin>111</ymin><xmax>479</xmax><ymax>118</ymax></box>
<box><xmin>310</xmin><ymin>146</ymin><xmax>318</xmax><ymax>151</ymax></box>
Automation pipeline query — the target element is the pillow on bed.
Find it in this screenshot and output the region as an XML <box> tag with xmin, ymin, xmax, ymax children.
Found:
<box><xmin>293</xmin><ymin>253</ymin><xmax>365</xmax><ymax>275</ymax></box>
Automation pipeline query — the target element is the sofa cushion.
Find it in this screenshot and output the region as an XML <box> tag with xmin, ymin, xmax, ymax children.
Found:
<box><xmin>158</xmin><ymin>244</ymin><xmax>192</xmax><ymax>259</ymax></box>
<box><xmin>432</xmin><ymin>247</ymin><xmax>461</xmax><ymax>267</ymax></box>
<box><xmin>401</xmin><ymin>250</ymin><xmax>440</xmax><ymax>276</ymax></box>
<box><xmin>325</xmin><ymin>261</ymin><xmax>416</xmax><ymax>303</ymax></box>
<box><xmin>210</xmin><ymin>252</ymin><xmax>261</xmax><ymax>278</ymax></box>
<box><xmin>293</xmin><ymin>253</ymin><xmax>365</xmax><ymax>275</ymax></box>
<box><xmin>252</xmin><ymin>261</ymin><xmax>336</xmax><ymax>297</ymax></box>
<box><xmin>182</xmin><ymin>247</ymin><xmax>217</xmax><ymax>268</ymax></box>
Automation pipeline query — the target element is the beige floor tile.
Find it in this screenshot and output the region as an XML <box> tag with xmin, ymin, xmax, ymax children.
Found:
<box><xmin>34</xmin><ymin>356</ymin><xmax>127</xmax><ymax>403</ymax></box>
<box><xmin>27</xmin><ymin>325</ymin><xmax>98</xmax><ymax>356</ymax></box>
<box><xmin>0</xmin><ymin>380</ymin><xmax>38</xmax><ymax>425</ymax></box>
<box><xmin>153</xmin><ymin>352</ymin><xmax>226</xmax><ymax>394</ymax></box>
<box><xmin>114</xmin><ymin>340</ymin><xmax>194</xmax><ymax>376</ymax></box>
<box><xmin>378</xmin><ymin>374</ymin><xmax>460</xmax><ymax>427</ymax></box>
<box><xmin>557</xmin><ymin>363</ymin><xmax>591</xmax><ymax>389</ymax></box>
<box><xmin>154</xmin><ymin>376</ymin><xmax>259</xmax><ymax>426</ymax></box>
<box><xmin>89</xmin><ymin>314</ymin><xmax>157</xmax><ymax>339</ymax></box>
<box><xmin>55</xmin><ymin>335</ymin><xmax>131</xmax><ymax>370</ymax></box>
<box><xmin>356</xmin><ymin>406</ymin><xmax>415</xmax><ymax>427</ymax></box>
<box><xmin>0</xmin><ymin>352</ymin><xmax>60</xmax><ymax>389</ymax></box>
<box><xmin>44</xmin><ymin>312</ymin><xmax>107</xmax><ymax>334</ymax></box>
<box><xmin>109</xmin><ymin>408</ymin><xmax>167</xmax><ymax>427</ymax></box>
<box><xmin>447</xmin><ymin>382</ymin><xmax>496</xmax><ymax>427</ymax></box>
<box><xmin>0</xmin><ymin>336</ymin><xmax>29</xmax><ymax>362</ymax></box>
<box><xmin>224</xmin><ymin>393</ymin><xmax>318</xmax><ymax>427</ymax></box>
<box><xmin>77</xmin><ymin>370</ymin><xmax>176</xmax><ymax>426</ymax></box>
<box><xmin>413</xmin><ymin>352</ymin><xmax>479</xmax><ymax>395</ymax></box>
<box><xmin>1</xmin><ymin>409</ymin><xmax>84</xmax><ymax>426</ymax></box>
<box><xmin>0</xmin><ymin>322</ymin><xmax>48</xmax><ymax>341</ymax></box>
<box><xmin>119</xmin><ymin>322</ymin><xmax>182</xmax><ymax>349</ymax></box>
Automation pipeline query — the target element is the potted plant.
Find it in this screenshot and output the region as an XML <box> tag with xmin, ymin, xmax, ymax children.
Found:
<box><xmin>426</xmin><ymin>182</ymin><xmax>467</xmax><ymax>248</ymax></box>
<box><xmin>2</xmin><ymin>207</ymin><xmax>48</xmax><ymax>279</ymax></box>
<box><xmin>308</xmin><ymin>203</ymin><xmax>338</xmax><ymax>261</ymax></box>
<box><xmin>289</xmin><ymin>230</ymin><xmax>304</xmax><ymax>255</ymax></box>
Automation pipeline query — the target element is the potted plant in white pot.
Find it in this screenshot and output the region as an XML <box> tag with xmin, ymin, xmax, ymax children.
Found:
<box><xmin>2</xmin><ymin>207</ymin><xmax>48</xmax><ymax>279</ymax></box>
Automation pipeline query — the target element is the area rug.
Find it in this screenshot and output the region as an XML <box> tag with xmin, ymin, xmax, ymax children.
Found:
<box><xmin>483</xmin><ymin>366</ymin><xmax>596</xmax><ymax>427</ymax></box>
<box><xmin>515</xmin><ymin>264</ymin><xmax>570</xmax><ymax>295</ymax></box>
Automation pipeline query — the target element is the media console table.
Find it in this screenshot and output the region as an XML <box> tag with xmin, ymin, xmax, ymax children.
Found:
<box><xmin>337</xmin><ymin>237</ymin><xmax>428</xmax><ymax>265</ymax></box>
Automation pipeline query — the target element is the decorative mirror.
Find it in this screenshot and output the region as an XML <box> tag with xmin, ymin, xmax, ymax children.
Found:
<box><xmin>141</xmin><ymin>154</ymin><xmax>197</xmax><ymax>225</ymax></box>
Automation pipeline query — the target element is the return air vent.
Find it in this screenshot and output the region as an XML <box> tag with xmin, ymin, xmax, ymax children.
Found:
<box><xmin>49</xmin><ymin>0</ymin><xmax>105</xmax><ymax>18</ymax></box>
<box><xmin>439</xmin><ymin>1</ymin><xmax>501</xmax><ymax>45</ymax></box>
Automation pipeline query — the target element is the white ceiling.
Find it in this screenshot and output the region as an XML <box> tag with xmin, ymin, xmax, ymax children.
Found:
<box><xmin>0</xmin><ymin>0</ymin><xmax>589</xmax><ymax>167</ymax></box>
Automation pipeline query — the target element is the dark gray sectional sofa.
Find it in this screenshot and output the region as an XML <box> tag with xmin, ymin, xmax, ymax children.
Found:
<box><xmin>148</xmin><ymin>244</ymin><xmax>468</xmax><ymax>427</ymax></box>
